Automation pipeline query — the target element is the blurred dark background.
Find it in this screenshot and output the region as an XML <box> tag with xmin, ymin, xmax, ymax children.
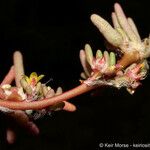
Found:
<box><xmin>0</xmin><ymin>0</ymin><xmax>150</xmax><ymax>149</ymax></box>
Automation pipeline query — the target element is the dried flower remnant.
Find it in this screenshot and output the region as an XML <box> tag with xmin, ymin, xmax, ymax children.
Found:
<box><xmin>0</xmin><ymin>3</ymin><xmax>150</xmax><ymax>111</ymax></box>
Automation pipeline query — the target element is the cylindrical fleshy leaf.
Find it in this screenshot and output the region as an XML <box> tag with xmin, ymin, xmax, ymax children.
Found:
<box><xmin>127</xmin><ymin>17</ymin><xmax>141</xmax><ymax>41</ymax></box>
<box><xmin>80</xmin><ymin>72</ymin><xmax>87</xmax><ymax>79</ymax></box>
<box><xmin>116</xmin><ymin>28</ymin><xmax>128</xmax><ymax>41</ymax></box>
<box><xmin>114</xmin><ymin>3</ymin><xmax>138</xmax><ymax>42</ymax></box>
<box><xmin>85</xmin><ymin>44</ymin><xmax>93</xmax><ymax>66</ymax></box>
<box><xmin>13</xmin><ymin>51</ymin><xmax>24</xmax><ymax>87</ymax></box>
<box><xmin>20</xmin><ymin>78</ymin><xmax>32</xmax><ymax>95</ymax></box>
<box><xmin>42</xmin><ymin>85</ymin><xmax>49</xmax><ymax>97</ymax></box>
<box><xmin>96</xmin><ymin>50</ymin><xmax>103</xmax><ymax>59</ymax></box>
<box><xmin>55</xmin><ymin>87</ymin><xmax>63</xmax><ymax>95</ymax></box>
<box><xmin>90</xmin><ymin>14</ymin><xmax>123</xmax><ymax>47</ymax></box>
<box><xmin>109</xmin><ymin>52</ymin><xmax>116</xmax><ymax>66</ymax></box>
<box><xmin>35</xmin><ymin>82</ymin><xmax>42</xmax><ymax>95</ymax></box>
<box><xmin>104</xmin><ymin>51</ymin><xmax>110</xmax><ymax>67</ymax></box>
<box><xmin>112</xmin><ymin>12</ymin><xmax>128</xmax><ymax>40</ymax></box>
<box><xmin>46</xmin><ymin>89</ymin><xmax>55</xmax><ymax>98</ymax></box>
<box><xmin>79</xmin><ymin>50</ymin><xmax>90</xmax><ymax>76</ymax></box>
<box><xmin>111</xmin><ymin>12</ymin><xmax>128</xmax><ymax>40</ymax></box>
<box><xmin>111</xmin><ymin>12</ymin><xmax>121</xmax><ymax>29</ymax></box>
<box><xmin>63</xmin><ymin>101</ymin><xmax>76</xmax><ymax>112</ymax></box>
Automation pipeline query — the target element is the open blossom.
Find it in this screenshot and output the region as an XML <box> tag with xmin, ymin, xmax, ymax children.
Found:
<box><xmin>23</xmin><ymin>72</ymin><xmax>44</xmax><ymax>87</ymax></box>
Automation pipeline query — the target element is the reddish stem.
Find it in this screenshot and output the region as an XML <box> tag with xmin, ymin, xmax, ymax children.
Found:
<box><xmin>1</xmin><ymin>66</ymin><xmax>15</xmax><ymax>86</ymax></box>
<box><xmin>117</xmin><ymin>51</ymin><xmax>140</xmax><ymax>69</ymax></box>
<box><xmin>0</xmin><ymin>50</ymin><xmax>140</xmax><ymax>111</ymax></box>
<box><xmin>0</xmin><ymin>83</ymin><xmax>97</xmax><ymax>110</ymax></box>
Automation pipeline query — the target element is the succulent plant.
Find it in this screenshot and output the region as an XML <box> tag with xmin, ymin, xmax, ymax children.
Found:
<box><xmin>0</xmin><ymin>3</ymin><xmax>149</xmax><ymax>114</ymax></box>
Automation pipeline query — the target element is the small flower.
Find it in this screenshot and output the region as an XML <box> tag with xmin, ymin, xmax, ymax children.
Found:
<box><xmin>80</xmin><ymin>44</ymin><xmax>117</xmax><ymax>81</ymax></box>
<box><xmin>24</xmin><ymin>72</ymin><xmax>44</xmax><ymax>87</ymax></box>
<box><xmin>125</xmin><ymin>63</ymin><xmax>145</xmax><ymax>80</ymax></box>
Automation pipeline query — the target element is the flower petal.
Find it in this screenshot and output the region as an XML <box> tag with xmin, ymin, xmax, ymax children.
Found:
<box><xmin>30</xmin><ymin>72</ymin><xmax>38</xmax><ymax>79</ymax></box>
<box><xmin>37</xmin><ymin>74</ymin><xmax>45</xmax><ymax>82</ymax></box>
